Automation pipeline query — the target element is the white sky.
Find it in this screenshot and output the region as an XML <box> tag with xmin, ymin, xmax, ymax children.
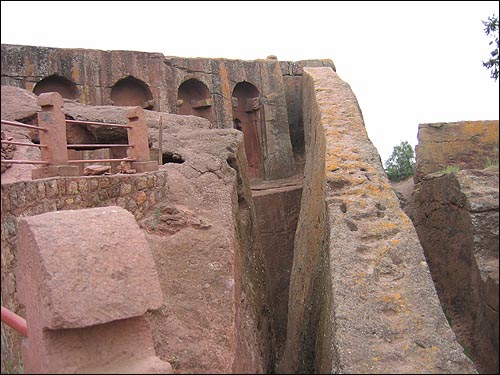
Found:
<box><xmin>1</xmin><ymin>1</ymin><xmax>499</xmax><ymax>163</ymax></box>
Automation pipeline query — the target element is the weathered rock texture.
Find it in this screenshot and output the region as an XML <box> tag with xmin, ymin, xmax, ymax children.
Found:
<box><xmin>415</xmin><ymin>121</ymin><xmax>499</xmax><ymax>183</ymax></box>
<box><xmin>281</xmin><ymin>67</ymin><xmax>476</xmax><ymax>374</ymax></box>
<box><xmin>17</xmin><ymin>206</ymin><xmax>164</xmax><ymax>329</ymax></box>
<box><xmin>1</xmin><ymin>128</ymin><xmax>271</xmax><ymax>373</ymax></box>
<box><xmin>253</xmin><ymin>181</ymin><xmax>303</xmax><ymax>366</ymax></box>
<box><xmin>409</xmin><ymin>169</ymin><xmax>499</xmax><ymax>374</ymax></box>
<box><xmin>15</xmin><ymin>206</ymin><xmax>172</xmax><ymax>374</ymax></box>
<box><xmin>0</xmin><ymin>44</ymin><xmax>338</xmax><ymax>180</ymax></box>
<box><xmin>139</xmin><ymin>128</ymin><xmax>273</xmax><ymax>373</ymax></box>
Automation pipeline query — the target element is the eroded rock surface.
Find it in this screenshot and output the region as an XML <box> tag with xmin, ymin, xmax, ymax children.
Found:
<box><xmin>281</xmin><ymin>67</ymin><xmax>476</xmax><ymax>374</ymax></box>
<box><xmin>409</xmin><ymin>169</ymin><xmax>499</xmax><ymax>374</ymax></box>
<box><xmin>415</xmin><ymin>121</ymin><xmax>499</xmax><ymax>183</ymax></box>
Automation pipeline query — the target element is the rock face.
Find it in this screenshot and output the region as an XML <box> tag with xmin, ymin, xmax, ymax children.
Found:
<box><xmin>1</xmin><ymin>127</ymin><xmax>271</xmax><ymax>374</ymax></box>
<box><xmin>0</xmin><ymin>44</ymin><xmax>334</xmax><ymax>180</ymax></box>
<box><xmin>414</xmin><ymin>121</ymin><xmax>499</xmax><ymax>183</ymax></box>
<box><xmin>409</xmin><ymin>169</ymin><xmax>499</xmax><ymax>374</ymax></box>
<box><xmin>253</xmin><ymin>182</ymin><xmax>303</xmax><ymax>366</ymax></box>
<box><xmin>138</xmin><ymin>128</ymin><xmax>273</xmax><ymax>373</ymax></box>
<box><xmin>2</xmin><ymin>43</ymin><xmax>493</xmax><ymax>374</ymax></box>
<box><xmin>281</xmin><ymin>67</ymin><xmax>476</xmax><ymax>374</ymax></box>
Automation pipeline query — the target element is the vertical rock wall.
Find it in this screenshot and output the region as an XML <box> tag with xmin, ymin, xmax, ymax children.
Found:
<box><xmin>253</xmin><ymin>185</ymin><xmax>303</xmax><ymax>367</ymax></box>
<box><xmin>280</xmin><ymin>59</ymin><xmax>336</xmax><ymax>162</ymax></box>
<box><xmin>282</xmin><ymin>67</ymin><xmax>476</xmax><ymax>374</ymax></box>
<box><xmin>163</xmin><ymin>56</ymin><xmax>296</xmax><ymax>179</ymax></box>
<box><xmin>409</xmin><ymin>169</ymin><xmax>499</xmax><ymax>373</ymax></box>
<box><xmin>0</xmin><ymin>44</ymin><xmax>167</xmax><ymax>110</ymax></box>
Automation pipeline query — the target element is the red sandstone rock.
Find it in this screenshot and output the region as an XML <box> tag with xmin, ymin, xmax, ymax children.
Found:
<box><xmin>281</xmin><ymin>67</ymin><xmax>476</xmax><ymax>374</ymax></box>
<box><xmin>14</xmin><ymin>206</ymin><xmax>170</xmax><ymax>373</ymax></box>
<box><xmin>16</xmin><ymin>206</ymin><xmax>164</xmax><ymax>329</ymax></box>
<box><xmin>415</xmin><ymin>121</ymin><xmax>499</xmax><ymax>183</ymax></box>
<box><xmin>408</xmin><ymin>169</ymin><xmax>499</xmax><ymax>373</ymax></box>
<box><xmin>83</xmin><ymin>165</ymin><xmax>111</xmax><ymax>175</ymax></box>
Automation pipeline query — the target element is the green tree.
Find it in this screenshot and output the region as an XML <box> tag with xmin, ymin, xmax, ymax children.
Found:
<box><xmin>384</xmin><ymin>141</ymin><xmax>415</xmax><ymax>182</ymax></box>
<box><xmin>482</xmin><ymin>14</ymin><xmax>499</xmax><ymax>81</ymax></box>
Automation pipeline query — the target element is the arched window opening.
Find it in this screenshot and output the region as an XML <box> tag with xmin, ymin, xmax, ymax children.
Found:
<box><xmin>110</xmin><ymin>76</ymin><xmax>154</xmax><ymax>109</ymax></box>
<box><xmin>33</xmin><ymin>75</ymin><xmax>79</xmax><ymax>99</ymax></box>
<box><xmin>232</xmin><ymin>81</ymin><xmax>264</xmax><ymax>180</ymax></box>
<box><xmin>177</xmin><ymin>78</ymin><xmax>213</xmax><ymax>121</ymax></box>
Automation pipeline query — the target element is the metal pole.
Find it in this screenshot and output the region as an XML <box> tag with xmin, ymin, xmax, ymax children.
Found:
<box><xmin>1</xmin><ymin>306</ymin><xmax>28</xmax><ymax>336</ymax></box>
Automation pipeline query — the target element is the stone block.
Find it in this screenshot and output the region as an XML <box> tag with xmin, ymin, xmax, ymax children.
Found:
<box><xmin>191</xmin><ymin>98</ymin><xmax>213</xmax><ymax>109</ymax></box>
<box><xmin>37</xmin><ymin>92</ymin><xmax>64</xmax><ymax>108</ymax></box>
<box><xmin>126</xmin><ymin>106</ymin><xmax>143</xmax><ymax>119</ymax></box>
<box><xmin>16</xmin><ymin>206</ymin><xmax>163</xmax><ymax>330</ymax></box>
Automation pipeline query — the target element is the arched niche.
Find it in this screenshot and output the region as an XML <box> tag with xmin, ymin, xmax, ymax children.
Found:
<box><xmin>110</xmin><ymin>76</ymin><xmax>154</xmax><ymax>109</ymax></box>
<box><xmin>33</xmin><ymin>75</ymin><xmax>79</xmax><ymax>99</ymax></box>
<box><xmin>177</xmin><ymin>78</ymin><xmax>213</xmax><ymax>121</ymax></box>
<box><xmin>232</xmin><ymin>81</ymin><xmax>264</xmax><ymax>180</ymax></box>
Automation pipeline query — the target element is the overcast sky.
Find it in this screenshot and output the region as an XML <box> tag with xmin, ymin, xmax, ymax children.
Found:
<box><xmin>2</xmin><ymin>1</ymin><xmax>499</xmax><ymax>163</ymax></box>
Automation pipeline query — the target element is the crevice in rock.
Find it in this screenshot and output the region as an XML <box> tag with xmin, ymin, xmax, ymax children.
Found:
<box><xmin>251</xmin><ymin>180</ymin><xmax>303</xmax><ymax>372</ymax></box>
<box><xmin>162</xmin><ymin>152</ymin><xmax>184</xmax><ymax>164</ymax></box>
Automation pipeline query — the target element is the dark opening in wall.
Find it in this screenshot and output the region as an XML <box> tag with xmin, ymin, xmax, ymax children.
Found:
<box><xmin>232</xmin><ymin>81</ymin><xmax>264</xmax><ymax>180</ymax></box>
<box><xmin>162</xmin><ymin>152</ymin><xmax>184</xmax><ymax>164</ymax></box>
<box><xmin>177</xmin><ymin>78</ymin><xmax>213</xmax><ymax>122</ymax></box>
<box><xmin>234</xmin><ymin>118</ymin><xmax>242</xmax><ymax>131</ymax></box>
<box><xmin>110</xmin><ymin>76</ymin><xmax>154</xmax><ymax>109</ymax></box>
<box><xmin>33</xmin><ymin>75</ymin><xmax>79</xmax><ymax>99</ymax></box>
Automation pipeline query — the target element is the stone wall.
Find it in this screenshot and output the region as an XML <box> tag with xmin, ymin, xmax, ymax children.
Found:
<box><xmin>1</xmin><ymin>44</ymin><xmax>336</xmax><ymax>180</ymax></box>
<box><xmin>1</xmin><ymin>44</ymin><xmax>168</xmax><ymax>110</ymax></box>
<box><xmin>415</xmin><ymin>121</ymin><xmax>499</xmax><ymax>183</ymax></box>
<box><xmin>409</xmin><ymin>169</ymin><xmax>499</xmax><ymax>374</ymax></box>
<box><xmin>281</xmin><ymin>67</ymin><xmax>476</xmax><ymax>373</ymax></box>
<box><xmin>160</xmin><ymin>56</ymin><xmax>293</xmax><ymax>179</ymax></box>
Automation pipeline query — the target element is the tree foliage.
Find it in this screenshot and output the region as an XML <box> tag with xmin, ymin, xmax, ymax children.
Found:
<box><xmin>384</xmin><ymin>141</ymin><xmax>415</xmax><ymax>182</ymax></box>
<box><xmin>482</xmin><ymin>14</ymin><xmax>499</xmax><ymax>81</ymax></box>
